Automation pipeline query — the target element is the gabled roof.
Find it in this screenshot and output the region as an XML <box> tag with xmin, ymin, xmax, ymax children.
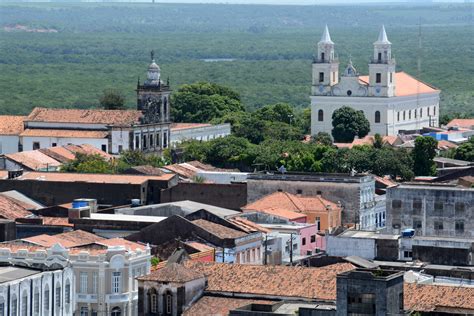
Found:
<box><xmin>184</xmin><ymin>297</ymin><xmax>273</xmax><ymax>316</ymax></box>
<box><xmin>183</xmin><ymin>261</ymin><xmax>355</xmax><ymax>300</ymax></box>
<box><xmin>243</xmin><ymin>192</ymin><xmax>339</xmax><ymax>217</ymax></box>
<box><xmin>0</xmin><ymin>115</ymin><xmax>26</xmax><ymax>136</ymax></box>
<box><xmin>404</xmin><ymin>283</ymin><xmax>474</xmax><ymax>312</ymax></box>
<box><xmin>446</xmin><ymin>118</ymin><xmax>474</xmax><ymax>129</ymax></box>
<box><xmin>23</xmin><ymin>230</ymin><xmax>105</xmax><ymax>248</ymax></box>
<box><xmin>5</xmin><ymin>150</ymin><xmax>61</xmax><ymax>171</ymax></box>
<box><xmin>227</xmin><ymin>217</ymin><xmax>271</xmax><ymax>234</ymax></box>
<box><xmin>20</xmin><ymin>129</ymin><xmax>109</xmax><ymax>139</ymax></box>
<box><xmin>0</xmin><ymin>195</ymin><xmax>34</xmax><ymax>220</ymax></box>
<box><xmin>26</xmin><ymin>107</ymin><xmax>142</xmax><ymax>126</ymax></box>
<box><xmin>138</xmin><ymin>262</ymin><xmax>205</xmax><ymax>283</ymax></box>
<box><xmin>192</xmin><ymin>219</ymin><xmax>248</xmax><ymax>239</ymax></box>
<box><xmin>170</xmin><ymin>123</ymin><xmax>212</xmax><ymax>131</ymax></box>
<box><xmin>358</xmin><ymin>72</ymin><xmax>439</xmax><ymax>97</ymax></box>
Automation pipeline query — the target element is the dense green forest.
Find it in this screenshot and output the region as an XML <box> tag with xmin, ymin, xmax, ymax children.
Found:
<box><xmin>0</xmin><ymin>2</ymin><xmax>473</xmax><ymax>116</ymax></box>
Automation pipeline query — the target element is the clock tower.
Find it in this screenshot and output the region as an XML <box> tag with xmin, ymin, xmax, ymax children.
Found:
<box><xmin>136</xmin><ymin>51</ymin><xmax>171</xmax><ymax>124</ymax></box>
<box><xmin>368</xmin><ymin>25</ymin><xmax>396</xmax><ymax>97</ymax></box>
<box><xmin>311</xmin><ymin>25</ymin><xmax>339</xmax><ymax>96</ymax></box>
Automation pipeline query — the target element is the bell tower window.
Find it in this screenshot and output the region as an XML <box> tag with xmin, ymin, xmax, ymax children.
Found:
<box><xmin>321</xmin><ymin>52</ymin><xmax>325</xmax><ymax>61</ymax></box>
<box><xmin>376</xmin><ymin>73</ymin><xmax>381</xmax><ymax>83</ymax></box>
<box><xmin>375</xmin><ymin>111</ymin><xmax>381</xmax><ymax>123</ymax></box>
<box><xmin>318</xmin><ymin>110</ymin><xmax>324</xmax><ymax>122</ymax></box>
<box><xmin>378</xmin><ymin>52</ymin><xmax>382</xmax><ymax>62</ymax></box>
<box><xmin>319</xmin><ymin>72</ymin><xmax>324</xmax><ymax>83</ymax></box>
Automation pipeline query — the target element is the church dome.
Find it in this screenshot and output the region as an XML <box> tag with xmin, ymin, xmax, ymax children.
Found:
<box><xmin>148</xmin><ymin>60</ymin><xmax>160</xmax><ymax>71</ymax></box>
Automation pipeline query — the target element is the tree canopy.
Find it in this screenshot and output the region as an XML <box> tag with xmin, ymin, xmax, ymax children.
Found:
<box><xmin>331</xmin><ymin>106</ymin><xmax>370</xmax><ymax>143</ymax></box>
<box><xmin>99</xmin><ymin>89</ymin><xmax>126</xmax><ymax>110</ymax></box>
<box><xmin>412</xmin><ymin>136</ymin><xmax>438</xmax><ymax>176</ymax></box>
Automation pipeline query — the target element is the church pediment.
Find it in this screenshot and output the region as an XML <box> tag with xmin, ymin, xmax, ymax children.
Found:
<box><xmin>331</xmin><ymin>77</ymin><xmax>368</xmax><ymax>97</ymax></box>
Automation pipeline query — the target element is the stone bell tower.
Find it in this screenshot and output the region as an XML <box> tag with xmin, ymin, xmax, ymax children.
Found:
<box><xmin>311</xmin><ymin>25</ymin><xmax>339</xmax><ymax>96</ymax></box>
<box><xmin>136</xmin><ymin>51</ymin><xmax>172</xmax><ymax>124</ymax></box>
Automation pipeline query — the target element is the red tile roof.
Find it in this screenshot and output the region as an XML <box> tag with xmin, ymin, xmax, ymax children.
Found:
<box><xmin>41</xmin><ymin>217</ymin><xmax>73</xmax><ymax>227</ymax></box>
<box><xmin>139</xmin><ymin>262</ymin><xmax>205</xmax><ymax>283</ymax></box>
<box><xmin>446</xmin><ymin>118</ymin><xmax>474</xmax><ymax>129</ymax></box>
<box><xmin>0</xmin><ymin>115</ymin><xmax>26</xmax><ymax>135</ymax></box>
<box><xmin>0</xmin><ymin>195</ymin><xmax>33</xmax><ymax>220</ymax></box>
<box><xmin>184</xmin><ymin>296</ymin><xmax>273</xmax><ymax>316</ymax></box>
<box><xmin>192</xmin><ymin>219</ymin><xmax>248</xmax><ymax>239</ymax></box>
<box><xmin>5</xmin><ymin>150</ymin><xmax>61</xmax><ymax>170</ymax></box>
<box><xmin>2</xmin><ymin>171</ymin><xmax>175</xmax><ymax>184</ymax></box>
<box><xmin>26</xmin><ymin>107</ymin><xmax>142</xmax><ymax>126</ymax></box>
<box><xmin>437</xmin><ymin>140</ymin><xmax>458</xmax><ymax>150</ymax></box>
<box><xmin>359</xmin><ymin>72</ymin><xmax>439</xmax><ymax>97</ymax></box>
<box><xmin>20</xmin><ymin>129</ymin><xmax>109</xmax><ymax>139</ymax></box>
<box><xmin>170</xmin><ymin>123</ymin><xmax>212</xmax><ymax>131</ymax></box>
<box><xmin>404</xmin><ymin>283</ymin><xmax>474</xmax><ymax>312</ymax></box>
<box><xmin>183</xmin><ymin>261</ymin><xmax>355</xmax><ymax>300</ymax></box>
<box><xmin>243</xmin><ymin>192</ymin><xmax>339</xmax><ymax>219</ymax></box>
<box><xmin>227</xmin><ymin>217</ymin><xmax>271</xmax><ymax>234</ymax></box>
<box><xmin>23</xmin><ymin>230</ymin><xmax>105</xmax><ymax>248</ymax></box>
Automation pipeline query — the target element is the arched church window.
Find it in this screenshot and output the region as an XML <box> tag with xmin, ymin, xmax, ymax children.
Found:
<box><xmin>375</xmin><ymin>111</ymin><xmax>381</xmax><ymax>123</ymax></box>
<box><xmin>111</xmin><ymin>307</ymin><xmax>121</xmax><ymax>316</ymax></box>
<box><xmin>148</xmin><ymin>288</ymin><xmax>158</xmax><ymax>314</ymax></box>
<box><xmin>166</xmin><ymin>292</ymin><xmax>172</xmax><ymax>315</ymax></box>
<box><xmin>433</xmin><ymin>106</ymin><xmax>436</xmax><ymax>115</ymax></box>
<box><xmin>321</xmin><ymin>52</ymin><xmax>325</xmax><ymax>61</ymax></box>
<box><xmin>409</xmin><ymin>110</ymin><xmax>411</xmax><ymax>120</ymax></box>
<box><xmin>318</xmin><ymin>110</ymin><xmax>324</xmax><ymax>122</ymax></box>
<box><xmin>347</xmin><ymin>90</ymin><xmax>352</xmax><ymax>96</ymax></box>
<box><xmin>420</xmin><ymin>108</ymin><xmax>423</xmax><ymax>118</ymax></box>
<box><xmin>397</xmin><ymin>112</ymin><xmax>400</xmax><ymax>122</ymax></box>
<box><xmin>403</xmin><ymin>111</ymin><xmax>406</xmax><ymax>121</ymax></box>
<box><xmin>164</xmin><ymin>97</ymin><xmax>168</xmax><ymax>117</ymax></box>
<box><xmin>414</xmin><ymin>109</ymin><xmax>417</xmax><ymax>119</ymax></box>
<box><xmin>427</xmin><ymin>107</ymin><xmax>430</xmax><ymax>116</ymax></box>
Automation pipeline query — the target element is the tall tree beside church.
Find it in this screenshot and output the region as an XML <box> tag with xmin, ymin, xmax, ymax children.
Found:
<box><xmin>331</xmin><ymin>106</ymin><xmax>370</xmax><ymax>143</ymax></box>
<box><xmin>412</xmin><ymin>136</ymin><xmax>438</xmax><ymax>176</ymax></box>
<box><xmin>171</xmin><ymin>82</ymin><xmax>244</xmax><ymax>123</ymax></box>
<box><xmin>99</xmin><ymin>89</ymin><xmax>126</xmax><ymax>110</ymax></box>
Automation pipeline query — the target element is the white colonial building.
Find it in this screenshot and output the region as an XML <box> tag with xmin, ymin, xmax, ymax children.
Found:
<box><xmin>311</xmin><ymin>25</ymin><xmax>440</xmax><ymax>137</ymax></box>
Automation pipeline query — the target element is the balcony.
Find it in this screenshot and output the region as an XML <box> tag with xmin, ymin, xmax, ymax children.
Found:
<box><xmin>76</xmin><ymin>294</ymin><xmax>98</xmax><ymax>303</ymax></box>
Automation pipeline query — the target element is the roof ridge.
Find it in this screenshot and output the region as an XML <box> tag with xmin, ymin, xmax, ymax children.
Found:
<box><xmin>283</xmin><ymin>192</ymin><xmax>305</xmax><ymax>212</ymax></box>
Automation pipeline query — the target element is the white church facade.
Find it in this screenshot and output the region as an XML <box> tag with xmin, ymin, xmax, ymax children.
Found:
<box><xmin>310</xmin><ymin>26</ymin><xmax>440</xmax><ymax>137</ymax></box>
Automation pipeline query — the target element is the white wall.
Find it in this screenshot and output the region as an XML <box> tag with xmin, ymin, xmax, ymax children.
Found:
<box><xmin>196</xmin><ymin>171</ymin><xmax>248</xmax><ymax>184</ymax></box>
<box><xmin>0</xmin><ymin>135</ymin><xmax>20</xmax><ymax>154</ymax></box>
<box><xmin>170</xmin><ymin>124</ymin><xmax>231</xmax><ymax>145</ymax></box>
<box><xmin>326</xmin><ymin>235</ymin><xmax>376</xmax><ymax>259</ymax></box>
<box><xmin>22</xmin><ymin>136</ymin><xmax>108</xmax><ymax>152</ymax></box>
<box><xmin>111</xmin><ymin>129</ymin><xmax>131</xmax><ymax>154</ymax></box>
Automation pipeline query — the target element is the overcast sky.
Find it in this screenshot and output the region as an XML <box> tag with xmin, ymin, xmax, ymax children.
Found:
<box><xmin>153</xmin><ymin>0</ymin><xmax>463</xmax><ymax>4</ymax></box>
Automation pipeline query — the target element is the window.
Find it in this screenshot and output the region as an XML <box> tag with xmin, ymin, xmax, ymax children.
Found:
<box><xmin>390</xmin><ymin>72</ymin><xmax>393</xmax><ymax>83</ymax></box>
<box><xmin>455</xmin><ymin>221</ymin><xmax>464</xmax><ymax>233</ymax></box>
<box><xmin>413</xmin><ymin>220</ymin><xmax>422</xmax><ymax>229</ymax></box>
<box><xmin>92</xmin><ymin>272</ymin><xmax>98</xmax><ymax>294</ymax></box>
<box><xmin>11</xmin><ymin>297</ymin><xmax>17</xmax><ymax>316</ymax></box>
<box><xmin>434</xmin><ymin>201</ymin><xmax>444</xmax><ymax>215</ymax></box>
<box><xmin>142</xmin><ymin>135</ymin><xmax>147</xmax><ymax>149</ymax></box>
<box><xmin>404</xmin><ymin>251</ymin><xmax>412</xmax><ymax>258</ymax></box>
<box><xmin>316</xmin><ymin>217</ymin><xmax>321</xmax><ymax>231</ymax></box>
<box><xmin>433</xmin><ymin>106</ymin><xmax>436</xmax><ymax>115</ymax></box>
<box><xmin>135</xmin><ymin>136</ymin><xmax>140</xmax><ymax>149</ymax></box>
<box><xmin>302</xmin><ymin>237</ymin><xmax>306</xmax><ymax>246</ymax></box>
<box><xmin>21</xmin><ymin>293</ymin><xmax>27</xmax><ymax>316</ymax></box>
<box><xmin>44</xmin><ymin>288</ymin><xmax>50</xmax><ymax>312</ymax></box>
<box><xmin>420</xmin><ymin>108</ymin><xmax>423</xmax><ymax>118</ymax></box>
<box><xmin>332</xmin><ymin>72</ymin><xmax>336</xmax><ymax>82</ymax></box>
<box><xmin>163</xmin><ymin>132</ymin><xmax>168</xmax><ymax>148</ymax></box>
<box><xmin>397</xmin><ymin>112</ymin><xmax>400</xmax><ymax>122</ymax></box>
<box><xmin>318</xmin><ymin>110</ymin><xmax>324</xmax><ymax>122</ymax></box>
<box><xmin>52</xmin><ymin>142</ymin><xmax>57</xmax><ymax>147</ymax></box>
<box><xmin>409</xmin><ymin>110</ymin><xmax>411</xmax><ymax>120</ymax></box>
<box><xmin>112</xmin><ymin>272</ymin><xmax>121</xmax><ymax>294</ymax></box>
<box><xmin>412</xmin><ymin>199</ymin><xmax>422</xmax><ymax>214</ymax></box>
<box><xmin>118</xmin><ymin>145</ymin><xmax>123</xmax><ymax>153</ymax></box>
<box><xmin>80</xmin><ymin>272</ymin><xmax>88</xmax><ymax>293</ymax></box>
<box><xmin>310</xmin><ymin>235</ymin><xmax>316</xmax><ymax>243</ymax></box>
<box><xmin>151</xmin><ymin>294</ymin><xmax>157</xmax><ymax>313</ymax></box>
<box><xmin>427</xmin><ymin>107</ymin><xmax>430</xmax><ymax>116</ymax></box>
<box><xmin>319</xmin><ymin>72</ymin><xmax>324</xmax><ymax>83</ymax></box>
<box><xmin>33</xmin><ymin>142</ymin><xmax>40</xmax><ymax>150</ymax></box>
<box><xmin>111</xmin><ymin>307</ymin><xmax>121</xmax><ymax>316</ymax></box>
<box><xmin>296</xmin><ymin>189</ymin><xmax>303</xmax><ymax>194</ymax></box>
<box><xmin>101</xmin><ymin>144</ymin><xmax>107</xmax><ymax>152</ymax></box>
<box><xmin>306</xmin><ymin>250</ymin><xmax>312</xmax><ymax>256</ymax></box>
<box><xmin>321</xmin><ymin>52</ymin><xmax>325</xmax><ymax>61</ymax></box>
<box><xmin>166</xmin><ymin>292</ymin><xmax>173</xmax><ymax>314</ymax></box>
<box><xmin>378</xmin><ymin>52</ymin><xmax>382</xmax><ymax>61</ymax></box>
<box><xmin>80</xmin><ymin>307</ymin><xmax>89</xmax><ymax>316</ymax></box>
<box><xmin>55</xmin><ymin>285</ymin><xmax>61</xmax><ymax>308</ymax></box>
<box><xmin>346</xmin><ymin>90</ymin><xmax>352</xmax><ymax>96</ymax></box>
<box><xmin>149</xmin><ymin>134</ymin><xmax>153</xmax><ymax>148</ymax></box>
<box><xmin>375</xmin><ymin>111</ymin><xmax>381</xmax><ymax>123</ymax></box>
<box><xmin>164</xmin><ymin>97</ymin><xmax>168</xmax><ymax>118</ymax></box>
<box><xmin>0</xmin><ymin>303</ymin><xmax>4</xmax><ymax>316</ymax></box>
<box><xmin>455</xmin><ymin>202</ymin><xmax>465</xmax><ymax>215</ymax></box>
<box><xmin>65</xmin><ymin>282</ymin><xmax>71</xmax><ymax>304</ymax></box>
<box><xmin>434</xmin><ymin>221</ymin><xmax>444</xmax><ymax>231</ymax></box>
<box><xmin>376</xmin><ymin>73</ymin><xmax>381</xmax><ymax>83</ymax></box>
<box><xmin>34</xmin><ymin>292</ymin><xmax>39</xmax><ymax>314</ymax></box>
<box><xmin>392</xmin><ymin>200</ymin><xmax>402</xmax><ymax>209</ymax></box>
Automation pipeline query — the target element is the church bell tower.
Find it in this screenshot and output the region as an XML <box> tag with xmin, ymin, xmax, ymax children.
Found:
<box><xmin>136</xmin><ymin>51</ymin><xmax>171</xmax><ymax>124</ymax></box>
<box><xmin>312</xmin><ymin>25</ymin><xmax>339</xmax><ymax>96</ymax></box>
<box><xmin>368</xmin><ymin>25</ymin><xmax>396</xmax><ymax>97</ymax></box>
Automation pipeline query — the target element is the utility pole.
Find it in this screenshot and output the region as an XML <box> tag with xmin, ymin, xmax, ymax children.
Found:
<box><xmin>289</xmin><ymin>233</ymin><xmax>293</xmax><ymax>265</ymax></box>
<box><xmin>264</xmin><ymin>234</ymin><xmax>268</xmax><ymax>265</ymax></box>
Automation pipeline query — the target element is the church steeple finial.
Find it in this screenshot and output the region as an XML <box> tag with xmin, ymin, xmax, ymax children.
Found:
<box><xmin>375</xmin><ymin>25</ymin><xmax>391</xmax><ymax>45</ymax></box>
<box><xmin>319</xmin><ymin>24</ymin><xmax>334</xmax><ymax>44</ymax></box>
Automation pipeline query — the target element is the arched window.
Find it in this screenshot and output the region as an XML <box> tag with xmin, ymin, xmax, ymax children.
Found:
<box><xmin>65</xmin><ymin>281</ymin><xmax>71</xmax><ymax>304</ymax></box>
<box><xmin>408</xmin><ymin>110</ymin><xmax>411</xmax><ymax>120</ymax></box>
<box><xmin>433</xmin><ymin>106</ymin><xmax>436</xmax><ymax>115</ymax></box>
<box><xmin>375</xmin><ymin>111</ymin><xmax>381</xmax><ymax>123</ymax></box>
<box><xmin>427</xmin><ymin>107</ymin><xmax>430</xmax><ymax>116</ymax></box>
<box><xmin>148</xmin><ymin>288</ymin><xmax>158</xmax><ymax>314</ymax></box>
<box><xmin>420</xmin><ymin>108</ymin><xmax>423</xmax><ymax>118</ymax></box>
<box><xmin>44</xmin><ymin>286</ymin><xmax>50</xmax><ymax>314</ymax></box>
<box><xmin>11</xmin><ymin>295</ymin><xmax>17</xmax><ymax>316</ymax></box>
<box><xmin>21</xmin><ymin>292</ymin><xmax>27</xmax><ymax>316</ymax></box>
<box><xmin>111</xmin><ymin>307</ymin><xmax>121</xmax><ymax>316</ymax></box>
<box><xmin>165</xmin><ymin>291</ymin><xmax>173</xmax><ymax>315</ymax></box>
<box><xmin>403</xmin><ymin>111</ymin><xmax>406</xmax><ymax>121</ymax></box>
<box><xmin>318</xmin><ymin>110</ymin><xmax>324</xmax><ymax>122</ymax></box>
<box><xmin>414</xmin><ymin>109</ymin><xmax>417</xmax><ymax>118</ymax></box>
<box><xmin>397</xmin><ymin>112</ymin><xmax>400</xmax><ymax>122</ymax></box>
<box><xmin>163</xmin><ymin>97</ymin><xmax>168</xmax><ymax>118</ymax></box>
<box><xmin>55</xmin><ymin>284</ymin><xmax>61</xmax><ymax>308</ymax></box>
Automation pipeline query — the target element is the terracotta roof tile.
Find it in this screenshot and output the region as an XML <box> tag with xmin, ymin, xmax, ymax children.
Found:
<box><xmin>26</xmin><ymin>107</ymin><xmax>142</xmax><ymax>126</ymax></box>
<box><xmin>227</xmin><ymin>217</ymin><xmax>271</xmax><ymax>234</ymax></box>
<box><xmin>139</xmin><ymin>262</ymin><xmax>205</xmax><ymax>283</ymax></box>
<box><xmin>96</xmin><ymin>238</ymin><xmax>145</xmax><ymax>252</ymax></box>
<box><xmin>0</xmin><ymin>115</ymin><xmax>26</xmax><ymax>135</ymax></box>
<box><xmin>184</xmin><ymin>296</ymin><xmax>273</xmax><ymax>316</ymax></box>
<box><xmin>5</xmin><ymin>171</ymin><xmax>175</xmax><ymax>184</ymax></box>
<box><xmin>404</xmin><ymin>283</ymin><xmax>474</xmax><ymax>312</ymax></box>
<box><xmin>41</xmin><ymin>217</ymin><xmax>73</xmax><ymax>227</ymax></box>
<box><xmin>23</xmin><ymin>230</ymin><xmax>105</xmax><ymax>248</ymax></box>
<box><xmin>20</xmin><ymin>129</ymin><xmax>109</xmax><ymax>139</ymax></box>
<box><xmin>163</xmin><ymin>164</ymin><xmax>199</xmax><ymax>179</ymax></box>
<box><xmin>359</xmin><ymin>72</ymin><xmax>439</xmax><ymax>97</ymax></box>
<box><xmin>0</xmin><ymin>195</ymin><xmax>33</xmax><ymax>220</ymax></box>
<box><xmin>243</xmin><ymin>192</ymin><xmax>339</xmax><ymax>220</ymax></box>
<box><xmin>126</xmin><ymin>165</ymin><xmax>165</xmax><ymax>176</ymax></box>
<box><xmin>170</xmin><ymin>123</ymin><xmax>212</xmax><ymax>131</ymax></box>
<box><xmin>192</xmin><ymin>219</ymin><xmax>248</xmax><ymax>239</ymax></box>
<box><xmin>183</xmin><ymin>261</ymin><xmax>355</xmax><ymax>300</ymax></box>
<box><xmin>446</xmin><ymin>119</ymin><xmax>474</xmax><ymax>129</ymax></box>
<box><xmin>39</xmin><ymin>146</ymin><xmax>76</xmax><ymax>163</ymax></box>
<box><xmin>437</xmin><ymin>140</ymin><xmax>458</xmax><ymax>150</ymax></box>
<box><xmin>5</xmin><ymin>150</ymin><xmax>61</xmax><ymax>170</ymax></box>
